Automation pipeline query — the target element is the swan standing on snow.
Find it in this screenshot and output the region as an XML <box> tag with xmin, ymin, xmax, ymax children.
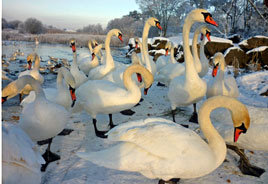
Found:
<box><xmin>207</xmin><ymin>52</ymin><xmax>239</xmax><ymax>98</ymax></box>
<box><xmin>79</xmin><ymin>44</ymin><xmax>103</xmax><ymax>75</ymax></box>
<box><xmin>73</xmin><ymin>64</ymin><xmax>153</xmax><ymax>138</ymax></box>
<box><xmin>21</xmin><ymin>67</ymin><xmax>76</xmax><ymax>110</ymax></box>
<box><xmin>2</xmin><ymin>123</ymin><xmax>45</xmax><ymax>184</ymax></box>
<box><xmin>70</xmin><ymin>40</ymin><xmax>88</xmax><ymax>88</ymax></box>
<box><xmin>168</xmin><ymin>9</ymin><xmax>218</xmax><ymax>123</ymax></box>
<box><xmin>10</xmin><ymin>76</ymin><xmax>69</xmax><ymax>171</ymax></box>
<box><xmin>77</xmin><ymin>96</ymin><xmax>250</xmax><ymax>184</ymax></box>
<box><xmin>18</xmin><ymin>53</ymin><xmax>44</xmax><ymax>101</ymax></box>
<box><xmin>87</xmin><ymin>29</ymin><xmax>123</xmax><ymax>80</ymax></box>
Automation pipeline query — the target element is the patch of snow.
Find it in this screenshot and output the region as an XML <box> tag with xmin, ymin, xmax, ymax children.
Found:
<box><xmin>246</xmin><ymin>46</ymin><xmax>268</xmax><ymax>54</ymax></box>
<box><xmin>204</xmin><ymin>36</ymin><xmax>233</xmax><ymax>45</ymax></box>
<box><xmin>224</xmin><ymin>47</ymin><xmax>244</xmax><ymax>57</ymax></box>
<box><xmin>238</xmin><ymin>39</ymin><xmax>248</xmax><ymax>46</ymax></box>
<box><xmin>254</xmin><ymin>35</ymin><xmax>268</xmax><ymax>39</ymax></box>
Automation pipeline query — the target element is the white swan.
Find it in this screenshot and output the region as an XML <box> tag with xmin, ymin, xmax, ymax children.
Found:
<box><xmin>87</xmin><ymin>29</ymin><xmax>123</xmax><ymax>80</ymax></box>
<box><xmin>168</xmin><ymin>9</ymin><xmax>218</xmax><ymax>123</ymax></box>
<box><xmin>192</xmin><ymin>25</ymin><xmax>211</xmax><ymax>77</ymax></box>
<box><xmin>16</xmin><ymin>75</ymin><xmax>69</xmax><ymax>171</ymax></box>
<box><xmin>70</xmin><ymin>40</ymin><xmax>87</xmax><ymax>88</ymax></box>
<box><xmin>77</xmin><ymin>40</ymin><xmax>95</xmax><ymax>65</ymax></box>
<box><xmin>2</xmin><ymin>122</ymin><xmax>45</xmax><ymax>184</ymax></box>
<box><xmin>207</xmin><ymin>52</ymin><xmax>239</xmax><ymax>98</ymax></box>
<box><xmin>79</xmin><ymin>44</ymin><xmax>103</xmax><ymax>75</ymax></box>
<box><xmin>77</xmin><ymin>96</ymin><xmax>250</xmax><ymax>183</ymax></box>
<box><xmin>21</xmin><ymin>67</ymin><xmax>76</xmax><ymax>110</ymax></box>
<box><xmin>140</xmin><ymin>17</ymin><xmax>162</xmax><ymax>77</ymax></box>
<box><xmin>18</xmin><ymin>53</ymin><xmax>44</xmax><ymax>100</ymax></box>
<box><xmin>155</xmin><ymin>41</ymin><xmax>173</xmax><ymax>71</ymax></box>
<box><xmin>73</xmin><ymin>64</ymin><xmax>153</xmax><ymax>138</ymax></box>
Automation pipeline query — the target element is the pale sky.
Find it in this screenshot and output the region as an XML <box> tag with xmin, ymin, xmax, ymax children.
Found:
<box><xmin>2</xmin><ymin>0</ymin><xmax>140</xmax><ymax>30</ymax></box>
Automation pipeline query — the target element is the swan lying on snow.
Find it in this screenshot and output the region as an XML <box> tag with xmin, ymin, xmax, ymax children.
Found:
<box><xmin>2</xmin><ymin>122</ymin><xmax>45</xmax><ymax>184</ymax></box>
<box><xmin>77</xmin><ymin>96</ymin><xmax>250</xmax><ymax>184</ymax></box>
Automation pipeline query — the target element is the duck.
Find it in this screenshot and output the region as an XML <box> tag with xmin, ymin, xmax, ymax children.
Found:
<box><xmin>192</xmin><ymin>25</ymin><xmax>211</xmax><ymax>77</ymax></box>
<box><xmin>2</xmin><ymin>122</ymin><xmax>45</xmax><ymax>184</ymax></box>
<box><xmin>18</xmin><ymin>53</ymin><xmax>44</xmax><ymax>101</ymax></box>
<box><xmin>87</xmin><ymin>29</ymin><xmax>123</xmax><ymax>80</ymax></box>
<box><xmin>73</xmin><ymin>64</ymin><xmax>153</xmax><ymax>138</ymax></box>
<box><xmin>21</xmin><ymin>67</ymin><xmax>76</xmax><ymax>110</ymax></box>
<box><xmin>168</xmin><ymin>9</ymin><xmax>218</xmax><ymax>123</ymax></box>
<box><xmin>77</xmin><ymin>96</ymin><xmax>250</xmax><ymax>184</ymax></box>
<box><xmin>70</xmin><ymin>39</ymin><xmax>88</xmax><ymax>88</ymax></box>
<box><xmin>207</xmin><ymin>52</ymin><xmax>239</xmax><ymax>98</ymax></box>
<box><xmin>8</xmin><ymin>75</ymin><xmax>69</xmax><ymax>172</ymax></box>
<box><xmin>78</xmin><ymin>44</ymin><xmax>103</xmax><ymax>75</ymax></box>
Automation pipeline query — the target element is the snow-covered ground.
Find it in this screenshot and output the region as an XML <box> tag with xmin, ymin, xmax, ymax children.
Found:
<box><xmin>2</xmin><ymin>42</ymin><xmax>268</xmax><ymax>184</ymax></box>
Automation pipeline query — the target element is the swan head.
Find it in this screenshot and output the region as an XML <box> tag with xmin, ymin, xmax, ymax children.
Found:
<box><xmin>26</xmin><ymin>54</ymin><xmax>34</xmax><ymax>70</ymax></box>
<box><xmin>199</xmin><ymin>25</ymin><xmax>211</xmax><ymax>42</ymax></box>
<box><xmin>92</xmin><ymin>40</ymin><xmax>99</xmax><ymax>47</ymax></box>
<box><xmin>212</xmin><ymin>52</ymin><xmax>224</xmax><ymax>77</ymax></box>
<box><xmin>134</xmin><ymin>37</ymin><xmax>141</xmax><ymax>49</ymax></box>
<box><xmin>69</xmin><ymin>39</ymin><xmax>76</xmax><ymax>52</ymax></box>
<box><xmin>110</xmin><ymin>29</ymin><xmax>124</xmax><ymax>43</ymax></box>
<box><xmin>188</xmin><ymin>9</ymin><xmax>218</xmax><ymax>27</ymax></box>
<box><xmin>230</xmin><ymin>100</ymin><xmax>250</xmax><ymax>142</ymax></box>
<box><xmin>147</xmin><ymin>17</ymin><xmax>162</xmax><ymax>30</ymax></box>
<box><xmin>164</xmin><ymin>41</ymin><xmax>173</xmax><ymax>56</ymax></box>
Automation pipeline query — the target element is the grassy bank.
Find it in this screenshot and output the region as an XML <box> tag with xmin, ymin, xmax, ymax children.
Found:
<box><xmin>2</xmin><ymin>30</ymin><xmax>129</xmax><ymax>47</ymax></box>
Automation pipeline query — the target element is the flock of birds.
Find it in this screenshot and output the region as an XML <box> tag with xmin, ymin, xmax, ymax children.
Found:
<box><xmin>2</xmin><ymin>8</ymin><xmax>268</xmax><ymax>184</ymax></box>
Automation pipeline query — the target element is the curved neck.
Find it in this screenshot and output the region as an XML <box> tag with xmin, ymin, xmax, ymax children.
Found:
<box><xmin>123</xmin><ymin>65</ymin><xmax>142</xmax><ymax>93</ymax></box>
<box><xmin>192</xmin><ymin>29</ymin><xmax>201</xmax><ymax>72</ymax></box>
<box><xmin>169</xmin><ymin>45</ymin><xmax>176</xmax><ymax>64</ymax></box>
<box><xmin>200</xmin><ymin>39</ymin><xmax>206</xmax><ymax>58</ymax></box>
<box><xmin>18</xmin><ymin>76</ymin><xmax>45</xmax><ymax>98</ymax></box>
<box><xmin>183</xmin><ymin>16</ymin><xmax>199</xmax><ymax>79</ymax></box>
<box><xmin>56</xmin><ymin>69</ymin><xmax>64</xmax><ymax>88</ymax></box>
<box><xmin>104</xmin><ymin>31</ymin><xmax>114</xmax><ymax>66</ymax></box>
<box><xmin>33</xmin><ymin>55</ymin><xmax>41</xmax><ymax>70</ymax></box>
<box><xmin>142</xmin><ymin>21</ymin><xmax>155</xmax><ymax>75</ymax></box>
<box><xmin>198</xmin><ymin>97</ymin><xmax>230</xmax><ymax>167</ymax></box>
<box><xmin>88</xmin><ymin>41</ymin><xmax>93</xmax><ymax>53</ymax></box>
<box><xmin>72</xmin><ymin>51</ymin><xmax>78</xmax><ymax>66</ymax></box>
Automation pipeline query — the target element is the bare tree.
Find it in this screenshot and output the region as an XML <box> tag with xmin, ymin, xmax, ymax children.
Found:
<box><xmin>136</xmin><ymin>0</ymin><xmax>183</xmax><ymax>36</ymax></box>
<box><xmin>24</xmin><ymin>18</ymin><xmax>44</xmax><ymax>34</ymax></box>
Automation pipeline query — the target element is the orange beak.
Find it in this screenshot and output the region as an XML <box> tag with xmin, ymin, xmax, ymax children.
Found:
<box><xmin>136</xmin><ymin>73</ymin><xmax>142</xmax><ymax>82</ymax></box>
<box><xmin>118</xmin><ymin>35</ymin><xmax>123</xmax><ymax>43</ymax></box>
<box><xmin>28</xmin><ymin>60</ymin><xmax>32</xmax><ymax>70</ymax></box>
<box><xmin>156</xmin><ymin>23</ymin><xmax>162</xmax><ymax>30</ymax></box>
<box><xmin>71</xmin><ymin>44</ymin><xmax>76</xmax><ymax>52</ymax></box>
<box><xmin>165</xmin><ymin>48</ymin><xmax>169</xmax><ymax>56</ymax></box>
<box><xmin>212</xmin><ymin>65</ymin><xmax>218</xmax><ymax>77</ymax></box>
<box><xmin>69</xmin><ymin>86</ymin><xmax>76</xmax><ymax>107</ymax></box>
<box><xmin>135</xmin><ymin>42</ymin><xmax>138</xmax><ymax>49</ymax></box>
<box><xmin>205</xmin><ymin>16</ymin><xmax>218</xmax><ymax>27</ymax></box>
<box><xmin>234</xmin><ymin>128</ymin><xmax>243</xmax><ymax>142</ymax></box>
<box><xmin>144</xmin><ymin>88</ymin><xmax>149</xmax><ymax>95</ymax></box>
<box><xmin>206</xmin><ymin>33</ymin><xmax>211</xmax><ymax>42</ymax></box>
<box><xmin>2</xmin><ymin>97</ymin><xmax>7</xmax><ymax>104</ymax></box>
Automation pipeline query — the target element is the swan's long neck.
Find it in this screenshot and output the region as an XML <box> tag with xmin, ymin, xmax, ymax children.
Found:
<box><xmin>183</xmin><ymin>17</ymin><xmax>200</xmax><ymax>80</ymax></box>
<box><xmin>200</xmin><ymin>39</ymin><xmax>206</xmax><ymax>59</ymax></box>
<box><xmin>104</xmin><ymin>31</ymin><xmax>115</xmax><ymax>67</ymax></box>
<box><xmin>198</xmin><ymin>97</ymin><xmax>230</xmax><ymax>167</ymax></box>
<box><xmin>142</xmin><ymin>22</ymin><xmax>156</xmax><ymax>76</ymax></box>
<box><xmin>123</xmin><ymin>65</ymin><xmax>142</xmax><ymax>95</ymax></box>
<box><xmin>192</xmin><ymin>29</ymin><xmax>201</xmax><ymax>73</ymax></box>
<box><xmin>216</xmin><ymin>57</ymin><xmax>226</xmax><ymax>85</ymax></box>
<box><xmin>88</xmin><ymin>41</ymin><xmax>93</xmax><ymax>53</ymax></box>
<box><xmin>169</xmin><ymin>45</ymin><xmax>176</xmax><ymax>64</ymax></box>
<box><xmin>72</xmin><ymin>50</ymin><xmax>78</xmax><ymax>67</ymax></box>
<box><xmin>33</xmin><ymin>55</ymin><xmax>41</xmax><ymax>70</ymax></box>
<box><xmin>56</xmin><ymin>69</ymin><xmax>64</xmax><ymax>89</ymax></box>
<box><xmin>18</xmin><ymin>76</ymin><xmax>45</xmax><ymax>98</ymax></box>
